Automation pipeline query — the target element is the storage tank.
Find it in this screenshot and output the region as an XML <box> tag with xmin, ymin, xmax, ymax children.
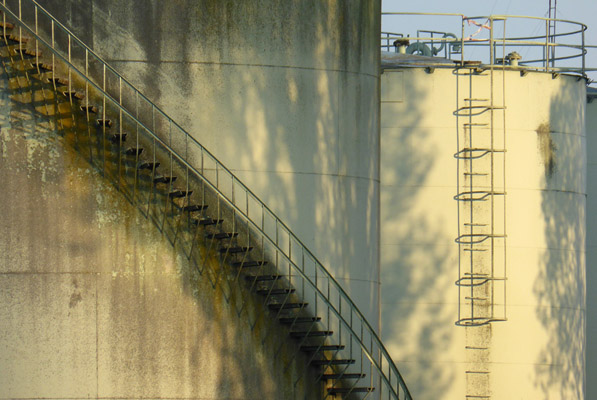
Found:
<box><xmin>380</xmin><ymin>14</ymin><xmax>586</xmax><ymax>399</ymax></box>
<box><xmin>586</xmin><ymin>85</ymin><xmax>597</xmax><ymax>398</ymax></box>
<box><xmin>35</xmin><ymin>0</ymin><xmax>383</xmax><ymax>328</ymax></box>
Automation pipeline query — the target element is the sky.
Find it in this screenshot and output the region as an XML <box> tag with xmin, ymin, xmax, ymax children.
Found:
<box><xmin>382</xmin><ymin>0</ymin><xmax>597</xmax><ymax>84</ymax></box>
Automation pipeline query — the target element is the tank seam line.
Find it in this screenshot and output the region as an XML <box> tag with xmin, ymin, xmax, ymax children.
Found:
<box><xmin>105</xmin><ymin>59</ymin><xmax>378</xmax><ymax>78</ymax></box>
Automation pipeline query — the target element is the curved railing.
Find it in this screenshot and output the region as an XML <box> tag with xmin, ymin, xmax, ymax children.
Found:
<box><xmin>0</xmin><ymin>0</ymin><xmax>412</xmax><ymax>398</ymax></box>
<box><xmin>382</xmin><ymin>12</ymin><xmax>596</xmax><ymax>79</ymax></box>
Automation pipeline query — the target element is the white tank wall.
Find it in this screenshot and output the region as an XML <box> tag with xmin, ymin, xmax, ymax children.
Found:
<box><xmin>39</xmin><ymin>0</ymin><xmax>382</xmax><ymax>328</ymax></box>
<box><xmin>381</xmin><ymin>66</ymin><xmax>586</xmax><ymax>399</ymax></box>
<box><xmin>586</xmin><ymin>93</ymin><xmax>597</xmax><ymax>398</ymax></box>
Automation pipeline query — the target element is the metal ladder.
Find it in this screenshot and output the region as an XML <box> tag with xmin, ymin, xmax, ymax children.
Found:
<box><xmin>454</xmin><ymin>62</ymin><xmax>507</xmax><ymax>328</ymax></box>
<box><xmin>454</xmin><ymin>59</ymin><xmax>507</xmax><ymax>399</ymax></box>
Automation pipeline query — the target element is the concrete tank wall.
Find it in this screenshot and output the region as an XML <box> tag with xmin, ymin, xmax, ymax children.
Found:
<box><xmin>380</xmin><ymin>66</ymin><xmax>586</xmax><ymax>399</ymax></box>
<box><xmin>0</xmin><ymin>83</ymin><xmax>319</xmax><ymax>398</ymax></box>
<box><xmin>37</xmin><ymin>0</ymin><xmax>382</xmax><ymax>328</ymax></box>
<box><xmin>586</xmin><ymin>91</ymin><xmax>597</xmax><ymax>398</ymax></box>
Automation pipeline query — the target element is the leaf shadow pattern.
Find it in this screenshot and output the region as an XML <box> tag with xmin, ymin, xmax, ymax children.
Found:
<box><xmin>533</xmin><ymin>81</ymin><xmax>585</xmax><ymax>399</ymax></box>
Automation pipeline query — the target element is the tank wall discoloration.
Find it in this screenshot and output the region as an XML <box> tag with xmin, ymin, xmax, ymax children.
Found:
<box><xmin>380</xmin><ymin>67</ymin><xmax>585</xmax><ymax>399</ymax></box>
<box><xmin>0</xmin><ymin>85</ymin><xmax>319</xmax><ymax>398</ymax></box>
<box><xmin>37</xmin><ymin>0</ymin><xmax>382</xmax><ymax>327</ymax></box>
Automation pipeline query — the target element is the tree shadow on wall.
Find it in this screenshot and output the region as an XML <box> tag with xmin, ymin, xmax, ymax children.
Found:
<box><xmin>379</xmin><ymin>68</ymin><xmax>458</xmax><ymax>399</ymax></box>
<box><xmin>534</xmin><ymin>82</ymin><xmax>585</xmax><ymax>399</ymax></box>
<box><xmin>30</xmin><ymin>1</ymin><xmax>416</xmax><ymax>398</ymax></box>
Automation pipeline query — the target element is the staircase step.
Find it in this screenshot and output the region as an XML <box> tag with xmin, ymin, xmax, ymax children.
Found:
<box><xmin>328</xmin><ymin>387</ymin><xmax>375</xmax><ymax>394</ymax></box>
<box><xmin>62</xmin><ymin>90</ymin><xmax>84</xmax><ymax>100</ymax></box>
<box><xmin>191</xmin><ymin>218</ymin><xmax>223</xmax><ymax>226</ymax></box>
<box><xmin>153</xmin><ymin>175</ymin><xmax>176</xmax><ymax>184</ymax></box>
<box><xmin>206</xmin><ymin>232</ymin><xmax>238</xmax><ymax>240</ymax></box>
<box><xmin>108</xmin><ymin>133</ymin><xmax>127</xmax><ymax>144</ymax></box>
<box><xmin>322</xmin><ymin>373</ymin><xmax>365</xmax><ymax>380</ymax></box>
<box><xmin>279</xmin><ymin>317</ymin><xmax>321</xmax><ymax>325</ymax></box>
<box><xmin>183</xmin><ymin>204</ymin><xmax>208</xmax><ymax>212</ymax></box>
<box><xmin>15</xmin><ymin>48</ymin><xmax>38</xmax><ymax>58</ymax></box>
<box><xmin>125</xmin><ymin>147</ymin><xmax>143</xmax><ymax>156</ymax></box>
<box><xmin>220</xmin><ymin>246</ymin><xmax>252</xmax><ymax>254</ymax></box>
<box><xmin>168</xmin><ymin>190</ymin><xmax>192</xmax><ymax>198</ymax></box>
<box><xmin>232</xmin><ymin>260</ymin><xmax>267</xmax><ymax>268</ymax></box>
<box><xmin>96</xmin><ymin>119</ymin><xmax>113</xmax><ymax>128</ymax></box>
<box><xmin>311</xmin><ymin>359</ymin><xmax>355</xmax><ymax>367</ymax></box>
<box><xmin>290</xmin><ymin>330</ymin><xmax>333</xmax><ymax>338</ymax></box>
<box><xmin>0</xmin><ymin>21</ymin><xmax>14</xmax><ymax>29</ymax></box>
<box><xmin>268</xmin><ymin>302</ymin><xmax>308</xmax><ymax>311</ymax></box>
<box><xmin>301</xmin><ymin>345</ymin><xmax>345</xmax><ymax>352</ymax></box>
<box><xmin>1</xmin><ymin>34</ymin><xmax>26</xmax><ymax>44</ymax></box>
<box><xmin>256</xmin><ymin>288</ymin><xmax>295</xmax><ymax>296</ymax></box>
<box><xmin>48</xmin><ymin>77</ymin><xmax>67</xmax><ymax>86</ymax></box>
<box><xmin>245</xmin><ymin>274</ymin><xmax>283</xmax><ymax>282</ymax></box>
<box><xmin>139</xmin><ymin>161</ymin><xmax>160</xmax><ymax>170</ymax></box>
<box><xmin>80</xmin><ymin>105</ymin><xmax>98</xmax><ymax>114</ymax></box>
<box><xmin>31</xmin><ymin>62</ymin><xmax>52</xmax><ymax>71</ymax></box>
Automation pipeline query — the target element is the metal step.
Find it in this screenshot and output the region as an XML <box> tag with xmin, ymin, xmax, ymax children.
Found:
<box><xmin>232</xmin><ymin>260</ymin><xmax>267</xmax><ymax>268</ymax></box>
<box><xmin>48</xmin><ymin>77</ymin><xmax>67</xmax><ymax>86</ymax></box>
<box><xmin>80</xmin><ymin>105</ymin><xmax>98</xmax><ymax>114</ymax></box>
<box><xmin>268</xmin><ymin>302</ymin><xmax>308</xmax><ymax>311</ymax></box>
<box><xmin>206</xmin><ymin>232</ymin><xmax>238</xmax><ymax>240</ymax></box>
<box><xmin>96</xmin><ymin>119</ymin><xmax>113</xmax><ymax>128</ymax></box>
<box><xmin>153</xmin><ymin>175</ymin><xmax>176</xmax><ymax>184</ymax></box>
<box><xmin>256</xmin><ymin>288</ymin><xmax>295</xmax><ymax>296</ymax></box>
<box><xmin>220</xmin><ymin>246</ymin><xmax>252</xmax><ymax>254</ymax></box>
<box><xmin>125</xmin><ymin>147</ymin><xmax>143</xmax><ymax>156</ymax></box>
<box><xmin>108</xmin><ymin>133</ymin><xmax>127</xmax><ymax>144</ymax></box>
<box><xmin>301</xmin><ymin>344</ymin><xmax>345</xmax><ymax>352</ymax></box>
<box><xmin>191</xmin><ymin>218</ymin><xmax>223</xmax><ymax>226</ymax></box>
<box><xmin>183</xmin><ymin>204</ymin><xmax>207</xmax><ymax>212</ymax></box>
<box><xmin>245</xmin><ymin>274</ymin><xmax>283</xmax><ymax>282</ymax></box>
<box><xmin>168</xmin><ymin>190</ymin><xmax>193</xmax><ymax>198</ymax></box>
<box><xmin>328</xmin><ymin>387</ymin><xmax>375</xmax><ymax>394</ymax></box>
<box><xmin>279</xmin><ymin>316</ymin><xmax>320</xmax><ymax>325</ymax></box>
<box><xmin>15</xmin><ymin>48</ymin><xmax>38</xmax><ymax>58</ymax></box>
<box><xmin>311</xmin><ymin>359</ymin><xmax>355</xmax><ymax>367</ymax></box>
<box><xmin>322</xmin><ymin>373</ymin><xmax>365</xmax><ymax>380</ymax></box>
<box><xmin>31</xmin><ymin>62</ymin><xmax>52</xmax><ymax>72</ymax></box>
<box><xmin>290</xmin><ymin>330</ymin><xmax>333</xmax><ymax>338</ymax></box>
<box><xmin>62</xmin><ymin>90</ymin><xmax>84</xmax><ymax>100</ymax></box>
<box><xmin>138</xmin><ymin>161</ymin><xmax>160</xmax><ymax>170</ymax></box>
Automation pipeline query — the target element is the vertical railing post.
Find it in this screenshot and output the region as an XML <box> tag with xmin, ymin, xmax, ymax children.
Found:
<box><xmin>489</xmin><ymin>17</ymin><xmax>494</xmax><ymax>65</ymax></box>
<box><xmin>545</xmin><ymin>19</ymin><xmax>550</xmax><ymax>70</ymax></box>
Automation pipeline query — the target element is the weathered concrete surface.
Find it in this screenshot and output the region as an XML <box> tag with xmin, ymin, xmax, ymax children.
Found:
<box><xmin>37</xmin><ymin>0</ymin><xmax>383</xmax><ymax>329</ymax></box>
<box><xmin>0</xmin><ymin>78</ymin><xmax>319</xmax><ymax>398</ymax></box>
